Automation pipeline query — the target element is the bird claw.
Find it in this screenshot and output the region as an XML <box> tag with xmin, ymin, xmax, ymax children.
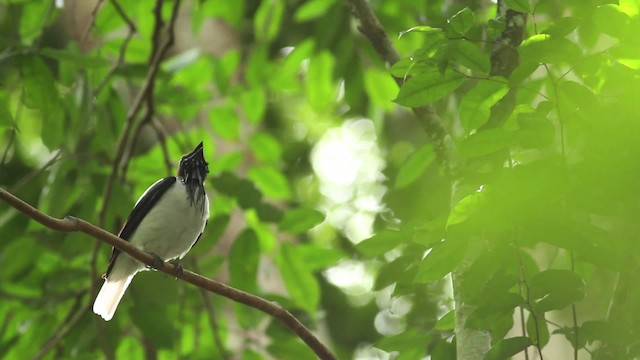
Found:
<box><xmin>146</xmin><ymin>252</ymin><xmax>164</xmax><ymax>270</ymax></box>
<box><xmin>168</xmin><ymin>260</ymin><xmax>184</xmax><ymax>279</ymax></box>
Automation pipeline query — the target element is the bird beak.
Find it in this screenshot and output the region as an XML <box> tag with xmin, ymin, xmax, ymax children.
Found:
<box><xmin>186</xmin><ymin>142</ymin><xmax>204</xmax><ymax>160</ymax></box>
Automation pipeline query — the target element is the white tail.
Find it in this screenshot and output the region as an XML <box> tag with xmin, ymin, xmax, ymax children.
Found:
<box><xmin>92</xmin><ymin>275</ymin><xmax>134</xmax><ymax>321</ymax></box>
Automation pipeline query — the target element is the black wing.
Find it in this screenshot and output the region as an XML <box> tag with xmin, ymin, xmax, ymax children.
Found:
<box><xmin>104</xmin><ymin>176</ymin><xmax>177</xmax><ymax>278</ymax></box>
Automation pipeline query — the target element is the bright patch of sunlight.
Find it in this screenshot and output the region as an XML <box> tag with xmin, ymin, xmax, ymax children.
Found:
<box><xmin>324</xmin><ymin>260</ymin><xmax>375</xmax><ymax>305</ymax></box>
<box><xmin>311</xmin><ymin>118</ymin><xmax>386</xmax><ymax>243</ymax></box>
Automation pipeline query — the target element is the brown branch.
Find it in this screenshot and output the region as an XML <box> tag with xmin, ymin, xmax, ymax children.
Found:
<box><xmin>80</xmin><ymin>0</ymin><xmax>106</xmax><ymax>45</ymax></box>
<box><xmin>344</xmin><ymin>0</ymin><xmax>455</xmax><ymax>173</ymax></box>
<box><xmin>0</xmin><ymin>188</ymin><xmax>336</xmax><ymax>360</ymax></box>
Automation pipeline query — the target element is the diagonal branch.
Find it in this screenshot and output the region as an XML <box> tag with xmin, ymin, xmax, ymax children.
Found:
<box><xmin>0</xmin><ymin>188</ymin><xmax>336</xmax><ymax>360</ymax></box>
<box><xmin>344</xmin><ymin>0</ymin><xmax>455</xmax><ymax>173</ymax></box>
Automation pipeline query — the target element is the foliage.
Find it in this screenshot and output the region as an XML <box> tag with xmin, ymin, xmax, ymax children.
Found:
<box><xmin>1</xmin><ymin>0</ymin><xmax>640</xmax><ymax>359</ymax></box>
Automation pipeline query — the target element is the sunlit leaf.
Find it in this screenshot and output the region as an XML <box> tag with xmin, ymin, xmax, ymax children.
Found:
<box><xmin>249</xmin><ymin>132</ymin><xmax>283</xmax><ymax>163</ymax></box>
<box><xmin>356</xmin><ymin>229</ymin><xmax>405</xmax><ymax>257</ymax></box>
<box><xmin>466</xmin><ymin>292</ymin><xmax>523</xmax><ymax>329</ymax></box>
<box><xmin>277</xmin><ymin>243</ymin><xmax>319</xmax><ymax>314</ymax></box>
<box><xmin>593</xmin><ymin>4</ymin><xmax>630</xmax><ymax>39</ymax></box>
<box><xmin>451</xmin><ymin>40</ymin><xmax>491</xmax><ymax>74</ymax></box>
<box><xmin>254</xmin><ymin>0</ymin><xmax>285</xmax><ymax>42</ymax></box>
<box><xmin>306</xmin><ymin>51</ymin><xmax>336</xmax><ymax>111</ymax></box>
<box><xmin>541</xmin><ymin>17</ymin><xmax>579</xmax><ymax>38</ymax></box>
<box><xmin>448</xmin><ymin>7</ymin><xmax>474</xmax><ymax>35</ymax></box>
<box><xmin>504</xmin><ymin>0</ymin><xmax>531</xmax><ymax>13</ymax></box>
<box><xmin>414</xmin><ymin>238</ymin><xmax>469</xmax><ymax>283</ymax></box>
<box><xmin>394</xmin><ymin>144</ymin><xmax>435</xmax><ymax>189</ymax></box>
<box><xmin>460</xmin><ymin>80</ymin><xmax>508</xmax><ymax>131</ymax></box>
<box><xmin>294</xmin><ymin>0</ymin><xmax>336</xmax><ymax>22</ymax></box>
<box><xmin>394</xmin><ymin>69</ymin><xmax>464</xmax><ymax>107</ymax></box>
<box><xmin>399</xmin><ymin>25</ymin><xmax>442</xmax><ymax>38</ymax></box>
<box><xmin>279</xmin><ymin>207</ymin><xmax>324</xmax><ymax>233</ymax></box>
<box><xmin>248</xmin><ymin>165</ymin><xmax>292</xmax><ymax>200</ymax></box>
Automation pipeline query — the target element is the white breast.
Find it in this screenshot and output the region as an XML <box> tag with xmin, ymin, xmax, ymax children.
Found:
<box><xmin>128</xmin><ymin>181</ymin><xmax>209</xmax><ymax>262</ymax></box>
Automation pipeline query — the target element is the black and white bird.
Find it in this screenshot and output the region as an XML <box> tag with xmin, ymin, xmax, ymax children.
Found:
<box><xmin>93</xmin><ymin>142</ymin><xmax>210</xmax><ymax>321</ymax></box>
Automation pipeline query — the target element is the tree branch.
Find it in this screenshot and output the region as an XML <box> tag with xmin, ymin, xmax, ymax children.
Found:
<box><xmin>0</xmin><ymin>188</ymin><xmax>336</xmax><ymax>360</ymax></box>
<box><xmin>344</xmin><ymin>0</ymin><xmax>455</xmax><ymax>174</ymax></box>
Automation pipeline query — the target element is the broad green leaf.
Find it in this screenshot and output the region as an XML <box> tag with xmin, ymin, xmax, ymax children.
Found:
<box><xmin>249</xmin><ymin>132</ymin><xmax>283</xmax><ymax>163</ymax></box>
<box><xmin>306</xmin><ymin>51</ymin><xmax>336</xmax><ymax>111</ymax></box>
<box><xmin>458</xmin><ymin>129</ymin><xmax>517</xmax><ymax>157</ymax></box>
<box><xmin>593</xmin><ymin>4</ymin><xmax>630</xmax><ymax>39</ymax></box>
<box><xmin>558</xmin><ymin>80</ymin><xmax>597</xmax><ymax>112</ymax></box>
<box><xmin>504</xmin><ymin>0</ymin><xmax>531</xmax><ymax>13</ymax></box>
<box><xmin>487</xmin><ymin>17</ymin><xmax>506</xmax><ymax>39</ymax></box>
<box><xmin>529</xmin><ymin>269</ymin><xmax>584</xmax><ymax>299</ymax></box>
<box><xmin>364</xmin><ymin>68</ymin><xmax>398</xmax><ymax>109</ymax></box>
<box><xmin>210</xmin><ymin>172</ymin><xmax>263</xmax><ymax>208</ymax></box>
<box><xmin>620</xmin><ymin>0</ymin><xmax>640</xmax><ymax>16</ymax></box>
<box><xmin>389</xmin><ymin>58</ymin><xmax>436</xmax><ymax>78</ymax></box>
<box><xmin>254</xmin><ymin>0</ymin><xmax>285</xmax><ymax>42</ymax></box>
<box><xmin>448</xmin><ymin>7</ymin><xmax>474</xmax><ymax>35</ymax></box>
<box><xmin>394</xmin><ymin>70</ymin><xmax>465</xmax><ymax>107</ymax></box>
<box><xmin>248</xmin><ymin>165</ymin><xmax>292</xmax><ymax>200</ymax></box>
<box><xmin>294</xmin><ymin>0</ymin><xmax>336</xmax><ymax>22</ymax></box>
<box><xmin>447</xmin><ymin>191</ymin><xmax>485</xmax><ymax>227</ymax></box>
<box><xmin>277</xmin><ymin>243</ymin><xmax>319</xmax><ymax>314</ymax></box>
<box><xmin>356</xmin><ymin>229</ymin><xmax>405</xmax><ymax>257</ymax></box>
<box><xmin>256</xmin><ymin>202</ymin><xmax>284</xmax><ymax>223</ymax></box>
<box><xmin>279</xmin><ymin>207</ymin><xmax>324</xmax><ymax>233</ymax></box>
<box><xmin>460</xmin><ymin>80</ymin><xmax>508</xmax><ymax>131</ymax></box>
<box><xmin>435</xmin><ymin>310</ymin><xmax>455</xmax><ymax>330</ymax></box>
<box><xmin>40</xmin><ymin>47</ymin><xmax>110</xmax><ymax>68</ymax></box>
<box><xmin>210</xmin><ymin>105</ymin><xmax>239</xmax><ymax>140</ymax></box>
<box><xmin>527</xmin><ymin>312</ymin><xmax>550</xmax><ymax>347</ymax></box>
<box><xmin>414</xmin><ymin>238</ymin><xmax>469</xmax><ymax>283</ymax></box>
<box><xmin>296</xmin><ymin>245</ymin><xmax>343</xmax><ymax>271</ymax></box>
<box><xmin>394</xmin><ymin>144</ymin><xmax>435</xmax><ymax>189</ymax></box>
<box><xmin>451</xmin><ymin>40</ymin><xmax>491</xmax><ymax>74</ymax></box>
<box><xmin>375</xmin><ymin>255</ymin><xmax>416</xmax><ymax>290</ymax></box>
<box><xmin>376</xmin><ymin>329</ymin><xmax>429</xmax><ymax>355</ymax></box>
<box><xmin>229</xmin><ymin>229</ymin><xmax>260</xmax><ymax>293</ymax></box>
<box><xmin>541</xmin><ymin>17</ymin><xmax>579</xmax><ymax>38</ymax></box>
<box><xmin>399</xmin><ymin>25</ymin><xmax>442</xmax><ymax>38</ymax></box>
<box><xmin>241</xmin><ymin>87</ymin><xmax>267</xmax><ymax>123</ymax></box>
<box><xmin>484</xmin><ymin>337</ymin><xmax>532</xmax><ymax>360</ymax></box>
<box><xmin>519</xmin><ymin>35</ymin><xmax>582</xmax><ymax>64</ymax></box>
<box><xmin>130</xmin><ymin>274</ymin><xmax>178</xmax><ymax>348</ymax></box>
<box><xmin>466</xmin><ymin>292</ymin><xmax>523</xmax><ymax>329</ymax></box>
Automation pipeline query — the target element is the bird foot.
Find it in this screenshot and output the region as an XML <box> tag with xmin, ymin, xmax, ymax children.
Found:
<box><xmin>168</xmin><ymin>259</ymin><xmax>184</xmax><ymax>279</ymax></box>
<box><xmin>146</xmin><ymin>252</ymin><xmax>165</xmax><ymax>270</ymax></box>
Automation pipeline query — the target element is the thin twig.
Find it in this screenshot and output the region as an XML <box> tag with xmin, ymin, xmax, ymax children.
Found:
<box><xmin>80</xmin><ymin>0</ymin><xmax>106</xmax><ymax>45</ymax></box>
<box><xmin>151</xmin><ymin>119</ymin><xmax>174</xmax><ymax>175</ymax></box>
<box><xmin>344</xmin><ymin>0</ymin><xmax>455</xmax><ymax>173</ymax></box>
<box><xmin>0</xmin><ymin>128</ymin><xmax>16</xmax><ymax>168</ymax></box>
<box><xmin>93</xmin><ymin>0</ymin><xmax>137</xmax><ymax>95</ymax></box>
<box><xmin>0</xmin><ymin>188</ymin><xmax>336</xmax><ymax>360</ymax></box>
<box><xmin>32</xmin><ymin>292</ymin><xmax>89</xmax><ymax>360</ymax></box>
<box><xmin>192</xmin><ymin>261</ymin><xmax>229</xmax><ymax>359</ymax></box>
<box><xmin>10</xmin><ymin>150</ymin><xmax>61</xmax><ymax>193</ymax></box>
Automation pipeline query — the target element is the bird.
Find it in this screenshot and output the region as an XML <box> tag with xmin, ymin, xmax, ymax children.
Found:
<box><xmin>93</xmin><ymin>142</ymin><xmax>210</xmax><ymax>321</ymax></box>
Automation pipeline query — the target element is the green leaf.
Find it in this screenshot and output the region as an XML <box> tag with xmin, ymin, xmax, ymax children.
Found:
<box><xmin>504</xmin><ymin>0</ymin><xmax>531</xmax><ymax>13</ymax></box>
<box><xmin>0</xmin><ymin>92</ymin><xmax>14</xmax><ymax>128</ymax></box>
<box><xmin>399</xmin><ymin>25</ymin><xmax>442</xmax><ymax>38</ymax></box>
<box><xmin>487</xmin><ymin>17</ymin><xmax>506</xmax><ymax>39</ymax></box>
<box><xmin>210</xmin><ymin>172</ymin><xmax>263</xmax><ymax>209</ymax></box>
<box><xmin>460</xmin><ymin>80</ymin><xmax>508</xmax><ymax>131</ymax></box>
<box><xmin>558</xmin><ymin>80</ymin><xmax>597</xmax><ymax>112</ymax></box>
<box><xmin>593</xmin><ymin>4</ymin><xmax>630</xmax><ymax>39</ymax></box>
<box><xmin>447</xmin><ymin>191</ymin><xmax>485</xmax><ymax>227</ymax></box>
<box><xmin>248</xmin><ymin>165</ymin><xmax>292</xmax><ymax>200</ymax></box>
<box><xmin>541</xmin><ymin>17</ymin><xmax>579</xmax><ymax>38</ymax></box>
<box><xmin>619</xmin><ymin>0</ymin><xmax>640</xmax><ymax>16</ymax></box>
<box><xmin>394</xmin><ymin>144</ymin><xmax>435</xmax><ymax>189</ymax></box>
<box><xmin>527</xmin><ymin>312</ymin><xmax>550</xmax><ymax>347</ymax></box>
<box><xmin>519</xmin><ymin>35</ymin><xmax>582</xmax><ymax>64</ymax></box>
<box><xmin>277</xmin><ymin>243</ymin><xmax>320</xmax><ymax>314</ymax></box>
<box><xmin>448</xmin><ymin>7</ymin><xmax>474</xmax><ymax>35</ymax></box>
<box><xmin>209</xmin><ymin>105</ymin><xmax>239</xmax><ymax>140</ymax></box>
<box><xmin>484</xmin><ymin>337</ymin><xmax>532</xmax><ymax>360</ymax></box>
<box><xmin>40</xmin><ymin>47</ymin><xmax>110</xmax><ymax>68</ymax></box>
<box><xmin>389</xmin><ymin>58</ymin><xmax>436</xmax><ymax>78</ymax></box>
<box><xmin>278</xmin><ymin>207</ymin><xmax>325</xmax><ymax>233</ymax></box>
<box><xmin>249</xmin><ymin>132</ymin><xmax>283</xmax><ymax>163</ymax></box>
<box><xmin>296</xmin><ymin>245</ymin><xmax>343</xmax><ymax>271</ymax></box>
<box><xmin>394</xmin><ymin>70</ymin><xmax>464</xmax><ymax>107</ymax></box>
<box><xmin>306</xmin><ymin>51</ymin><xmax>336</xmax><ymax>111</ymax></box>
<box><xmin>356</xmin><ymin>229</ymin><xmax>405</xmax><ymax>257</ymax></box>
<box><xmin>529</xmin><ymin>269</ymin><xmax>584</xmax><ymax>299</ymax></box>
<box><xmin>451</xmin><ymin>40</ymin><xmax>491</xmax><ymax>74</ymax></box>
<box><xmin>414</xmin><ymin>238</ymin><xmax>469</xmax><ymax>283</ymax></box>
<box><xmin>130</xmin><ymin>274</ymin><xmax>178</xmax><ymax>348</ymax></box>
<box><xmin>240</xmin><ymin>87</ymin><xmax>267</xmax><ymax>123</ymax></box>
<box><xmin>466</xmin><ymin>292</ymin><xmax>523</xmax><ymax>329</ymax></box>
<box><xmin>375</xmin><ymin>255</ymin><xmax>416</xmax><ymax>290</ymax></box>
<box><xmin>294</xmin><ymin>0</ymin><xmax>336</xmax><ymax>22</ymax></box>
<box><xmin>458</xmin><ymin>129</ymin><xmax>517</xmax><ymax>157</ymax></box>
<box><xmin>435</xmin><ymin>310</ymin><xmax>455</xmax><ymax>330</ymax></box>
<box><xmin>254</xmin><ymin>0</ymin><xmax>285</xmax><ymax>42</ymax></box>
<box><xmin>229</xmin><ymin>229</ymin><xmax>260</xmax><ymax>293</ymax></box>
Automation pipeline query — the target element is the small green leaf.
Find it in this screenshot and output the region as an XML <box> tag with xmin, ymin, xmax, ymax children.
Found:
<box><xmin>399</xmin><ymin>26</ymin><xmax>442</xmax><ymax>38</ymax></box>
<box><xmin>248</xmin><ymin>165</ymin><xmax>292</xmax><ymax>200</ymax></box>
<box><xmin>458</xmin><ymin>129</ymin><xmax>517</xmax><ymax>157</ymax></box>
<box><xmin>389</xmin><ymin>58</ymin><xmax>436</xmax><ymax>78</ymax></box>
<box><xmin>541</xmin><ymin>17</ymin><xmax>579</xmax><ymax>38</ymax></box>
<box><xmin>375</xmin><ymin>255</ymin><xmax>416</xmax><ymax>290</ymax></box>
<box><xmin>356</xmin><ymin>229</ymin><xmax>405</xmax><ymax>257</ymax></box>
<box><xmin>241</xmin><ymin>87</ymin><xmax>267</xmax><ymax>123</ymax></box>
<box><xmin>484</xmin><ymin>337</ymin><xmax>532</xmax><ymax>360</ymax></box>
<box><xmin>249</xmin><ymin>133</ymin><xmax>283</xmax><ymax>163</ymax></box>
<box><xmin>487</xmin><ymin>17</ymin><xmax>506</xmax><ymax>39</ymax></box>
<box><xmin>435</xmin><ymin>310</ymin><xmax>455</xmax><ymax>330</ymax></box>
<box><xmin>306</xmin><ymin>51</ymin><xmax>336</xmax><ymax>111</ymax></box>
<box><xmin>447</xmin><ymin>191</ymin><xmax>485</xmax><ymax>227</ymax></box>
<box><xmin>619</xmin><ymin>0</ymin><xmax>640</xmax><ymax>16</ymax></box>
<box><xmin>460</xmin><ymin>80</ymin><xmax>508</xmax><ymax>131</ymax></box>
<box><xmin>294</xmin><ymin>0</ymin><xmax>336</xmax><ymax>22</ymax></box>
<box><xmin>504</xmin><ymin>0</ymin><xmax>531</xmax><ymax>13</ymax></box>
<box><xmin>394</xmin><ymin>70</ymin><xmax>464</xmax><ymax>107</ymax></box>
<box><xmin>394</xmin><ymin>144</ymin><xmax>435</xmax><ymax>189</ymax></box>
<box><xmin>296</xmin><ymin>245</ymin><xmax>343</xmax><ymax>271</ymax></box>
<box><xmin>210</xmin><ymin>105</ymin><xmax>239</xmax><ymax>140</ymax></box>
<box><xmin>466</xmin><ymin>292</ymin><xmax>523</xmax><ymax>329</ymax></box>
<box><xmin>210</xmin><ymin>172</ymin><xmax>263</xmax><ymax>208</ymax></box>
<box><xmin>277</xmin><ymin>243</ymin><xmax>320</xmax><ymax>314</ymax></box>
<box><xmin>451</xmin><ymin>40</ymin><xmax>491</xmax><ymax>74</ymax></box>
<box><xmin>527</xmin><ymin>312</ymin><xmax>550</xmax><ymax>347</ymax></box>
<box><xmin>414</xmin><ymin>238</ymin><xmax>469</xmax><ymax>283</ymax></box>
<box><xmin>229</xmin><ymin>229</ymin><xmax>260</xmax><ymax>293</ymax></box>
<box><xmin>558</xmin><ymin>80</ymin><xmax>597</xmax><ymax>112</ymax></box>
<box><xmin>279</xmin><ymin>207</ymin><xmax>324</xmax><ymax>233</ymax></box>
<box><xmin>254</xmin><ymin>0</ymin><xmax>285</xmax><ymax>42</ymax></box>
<box><xmin>448</xmin><ymin>7</ymin><xmax>474</xmax><ymax>35</ymax></box>
<box><xmin>519</xmin><ymin>35</ymin><xmax>582</xmax><ymax>64</ymax></box>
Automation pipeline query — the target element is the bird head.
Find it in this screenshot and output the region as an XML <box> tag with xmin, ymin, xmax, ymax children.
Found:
<box><xmin>178</xmin><ymin>142</ymin><xmax>209</xmax><ymax>184</ymax></box>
